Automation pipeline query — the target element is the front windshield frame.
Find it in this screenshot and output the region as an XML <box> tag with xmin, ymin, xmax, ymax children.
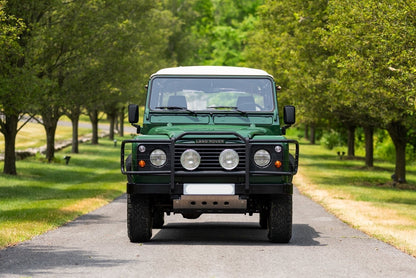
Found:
<box><xmin>148</xmin><ymin>77</ymin><xmax>276</xmax><ymax>113</ymax></box>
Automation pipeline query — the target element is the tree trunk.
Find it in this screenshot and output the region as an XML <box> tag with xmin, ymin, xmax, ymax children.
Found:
<box><xmin>42</xmin><ymin>115</ymin><xmax>59</xmax><ymax>163</ymax></box>
<box><xmin>89</xmin><ymin>109</ymin><xmax>99</xmax><ymax>145</ymax></box>
<box><xmin>1</xmin><ymin>114</ymin><xmax>18</xmax><ymax>175</ymax></box>
<box><xmin>41</xmin><ymin>106</ymin><xmax>61</xmax><ymax>163</ymax></box>
<box><xmin>347</xmin><ymin>125</ymin><xmax>355</xmax><ymax>157</ymax></box>
<box><xmin>71</xmin><ymin>116</ymin><xmax>79</xmax><ymax>153</ymax></box>
<box><xmin>387</xmin><ymin>122</ymin><xmax>408</xmax><ymax>183</ymax></box>
<box><xmin>67</xmin><ymin>106</ymin><xmax>81</xmax><ymax>153</ymax></box>
<box><xmin>108</xmin><ymin>112</ymin><xmax>115</xmax><ymax>141</ymax></box>
<box><xmin>118</xmin><ymin>106</ymin><xmax>124</xmax><ymax>137</ymax></box>
<box><xmin>45</xmin><ymin>124</ymin><xmax>57</xmax><ymax>162</ymax></box>
<box><xmin>363</xmin><ymin>125</ymin><xmax>374</xmax><ymax>167</ymax></box>
<box><xmin>309</xmin><ymin>124</ymin><xmax>316</xmax><ymax>145</ymax></box>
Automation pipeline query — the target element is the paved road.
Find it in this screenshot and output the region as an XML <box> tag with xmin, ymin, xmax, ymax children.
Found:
<box><xmin>1</xmin><ymin>188</ymin><xmax>415</xmax><ymax>278</ymax></box>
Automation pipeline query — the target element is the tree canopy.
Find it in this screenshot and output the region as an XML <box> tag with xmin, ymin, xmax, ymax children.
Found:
<box><xmin>1</xmin><ymin>0</ymin><xmax>415</xmax><ymax>181</ymax></box>
<box><xmin>245</xmin><ymin>0</ymin><xmax>416</xmax><ymax>182</ymax></box>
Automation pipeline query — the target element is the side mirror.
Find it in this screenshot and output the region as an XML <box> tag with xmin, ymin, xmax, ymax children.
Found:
<box><xmin>128</xmin><ymin>104</ymin><xmax>139</xmax><ymax>124</ymax></box>
<box><xmin>128</xmin><ymin>104</ymin><xmax>141</xmax><ymax>134</ymax></box>
<box><xmin>283</xmin><ymin>105</ymin><xmax>296</xmax><ymax>125</ymax></box>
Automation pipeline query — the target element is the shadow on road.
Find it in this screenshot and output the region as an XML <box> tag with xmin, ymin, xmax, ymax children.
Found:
<box><xmin>149</xmin><ymin>222</ymin><xmax>324</xmax><ymax>247</ymax></box>
<box><xmin>0</xmin><ymin>245</ymin><xmax>130</xmax><ymax>277</ymax></box>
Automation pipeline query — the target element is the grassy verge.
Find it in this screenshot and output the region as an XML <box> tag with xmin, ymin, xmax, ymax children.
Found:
<box><xmin>0</xmin><ymin>138</ymin><xmax>125</xmax><ymax>249</ymax></box>
<box><xmin>294</xmin><ymin>140</ymin><xmax>416</xmax><ymax>257</ymax></box>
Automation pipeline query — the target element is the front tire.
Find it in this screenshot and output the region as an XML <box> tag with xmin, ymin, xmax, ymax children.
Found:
<box><xmin>126</xmin><ymin>154</ymin><xmax>133</xmax><ymax>183</ymax></box>
<box><xmin>127</xmin><ymin>194</ymin><xmax>152</xmax><ymax>242</ymax></box>
<box><xmin>268</xmin><ymin>194</ymin><xmax>292</xmax><ymax>243</ymax></box>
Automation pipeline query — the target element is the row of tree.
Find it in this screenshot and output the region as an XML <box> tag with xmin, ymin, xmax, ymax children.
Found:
<box><xmin>2</xmin><ymin>0</ymin><xmax>415</xmax><ymax>183</ymax></box>
<box><xmin>0</xmin><ymin>0</ymin><xmax>179</xmax><ymax>174</ymax></box>
<box><xmin>245</xmin><ymin>0</ymin><xmax>416</xmax><ymax>183</ymax></box>
<box><xmin>0</xmin><ymin>0</ymin><xmax>262</xmax><ymax>175</ymax></box>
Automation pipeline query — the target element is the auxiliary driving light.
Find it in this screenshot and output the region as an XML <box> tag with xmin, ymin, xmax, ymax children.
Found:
<box><xmin>219</xmin><ymin>149</ymin><xmax>239</xmax><ymax>170</ymax></box>
<box><xmin>181</xmin><ymin>149</ymin><xmax>201</xmax><ymax>170</ymax></box>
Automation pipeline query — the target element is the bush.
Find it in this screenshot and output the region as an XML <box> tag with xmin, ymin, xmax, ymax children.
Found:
<box><xmin>375</xmin><ymin>139</ymin><xmax>395</xmax><ymax>161</ymax></box>
<box><xmin>320</xmin><ymin>130</ymin><xmax>340</xmax><ymax>150</ymax></box>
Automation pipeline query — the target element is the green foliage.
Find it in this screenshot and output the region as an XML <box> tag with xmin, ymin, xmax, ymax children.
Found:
<box><xmin>1</xmin><ymin>0</ymin><xmax>178</xmax><ymax>168</ymax></box>
<box><xmin>0</xmin><ymin>1</ymin><xmax>25</xmax><ymax>71</ymax></box>
<box><xmin>162</xmin><ymin>0</ymin><xmax>214</xmax><ymax>65</ymax></box>
<box><xmin>322</xmin><ymin>0</ymin><xmax>415</xmax><ymax>126</ymax></box>
<box><xmin>2</xmin><ymin>0</ymin><xmax>414</xmax><ymax>173</ymax></box>
<box><xmin>245</xmin><ymin>0</ymin><xmax>330</xmax><ymax>127</ymax></box>
<box><xmin>0</xmin><ymin>0</ymin><xmax>30</xmax><ymax>115</ymax></box>
<box><xmin>204</xmin><ymin>0</ymin><xmax>262</xmax><ymax>66</ymax></box>
<box><xmin>245</xmin><ymin>0</ymin><xmax>416</xmax><ymax>181</ymax></box>
<box><xmin>320</xmin><ymin>130</ymin><xmax>341</xmax><ymax>150</ymax></box>
<box><xmin>162</xmin><ymin>0</ymin><xmax>263</xmax><ymax>66</ymax></box>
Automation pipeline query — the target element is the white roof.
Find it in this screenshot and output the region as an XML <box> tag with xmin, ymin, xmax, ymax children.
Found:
<box><xmin>152</xmin><ymin>66</ymin><xmax>272</xmax><ymax>77</ymax></box>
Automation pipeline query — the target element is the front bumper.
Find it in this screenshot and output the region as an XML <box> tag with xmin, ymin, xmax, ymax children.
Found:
<box><xmin>121</xmin><ymin>131</ymin><xmax>298</xmax><ymax>195</ymax></box>
<box><xmin>126</xmin><ymin>181</ymin><xmax>293</xmax><ymax>195</ymax></box>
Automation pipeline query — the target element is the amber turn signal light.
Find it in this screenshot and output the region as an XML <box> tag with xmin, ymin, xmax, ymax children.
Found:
<box><xmin>274</xmin><ymin>160</ymin><xmax>282</xmax><ymax>168</ymax></box>
<box><xmin>139</xmin><ymin>160</ymin><xmax>146</xmax><ymax>168</ymax></box>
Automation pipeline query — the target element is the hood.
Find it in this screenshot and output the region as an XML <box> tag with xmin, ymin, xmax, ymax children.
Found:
<box><xmin>147</xmin><ymin>124</ymin><xmax>270</xmax><ymax>139</ymax></box>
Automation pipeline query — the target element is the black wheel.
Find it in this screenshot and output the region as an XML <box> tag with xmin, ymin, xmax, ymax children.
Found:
<box><xmin>152</xmin><ymin>209</ymin><xmax>165</xmax><ymax>229</ymax></box>
<box><xmin>259</xmin><ymin>210</ymin><xmax>268</xmax><ymax>229</ymax></box>
<box><xmin>268</xmin><ymin>194</ymin><xmax>292</xmax><ymax>243</ymax></box>
<box><xmin>127</xmin><ymin>194</ymin><xmax>152</xmax><ymax>242</ymax></box>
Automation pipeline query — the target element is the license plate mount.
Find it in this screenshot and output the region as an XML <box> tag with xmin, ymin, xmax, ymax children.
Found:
<box><xmin>183</xmin><ymin>183</ymin><xmax>235</xmax><ymax>195</ymax></box>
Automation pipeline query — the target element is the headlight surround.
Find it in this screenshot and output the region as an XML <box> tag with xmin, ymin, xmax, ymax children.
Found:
<box><xmin>219</xmin><ymin>149</ymin><xmax>239</xmax><ymax>170</ymax></box>
<box><xmin>150</xmin><ymin>149</ymin><xmax>167</xmax><ymax>167</ymax></box>
<box><xmin>254</xmin><ymin>149</ymin><xmax>271</xmax><ymax>167</ymax></box>
<box><xmin>181</xmin><ymin>149</ymin><xmax>201</xmax><ymax>170</ymax></box>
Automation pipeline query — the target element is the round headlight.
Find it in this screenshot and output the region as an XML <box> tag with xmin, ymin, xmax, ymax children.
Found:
<box><xmin>150</xmin><ymin>149</ymin><xmax>167</xmax><ymax>167</ymax></box>
<box><xmin>254</xmin><ymin>149</ymin><xmax>271</xmax><ymax>167</ymax></box>
<box><xmin>181</xmin><ymin>149</ymin><xmax>201</xmax><ymax>170</ymax></box>
<box><xmin>219</xmin><ymin>149</ymin><xmax>239</xmax><ymax>170</ymax></box>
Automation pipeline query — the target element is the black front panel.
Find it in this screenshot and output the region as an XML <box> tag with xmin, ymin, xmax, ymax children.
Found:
<box><xmin>135</xmin><ymin>143</ymin><xmax>171</xmax><ymax>171</ymax></box>
<box><xmin>174</xmin><ymin>144</ymin><xmax>246</xmax><ymax>172</ymax></box>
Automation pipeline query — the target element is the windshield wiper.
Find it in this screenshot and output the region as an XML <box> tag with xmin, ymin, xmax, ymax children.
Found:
<box><xmin>208</xmin><ymin>106</ymin><xmax>247</xmax><ymax>115</ymax></box>
<box><xmin>155</xmin><ymin>106</ymin><xmax>196</xmax><ymax>115</ymax></box>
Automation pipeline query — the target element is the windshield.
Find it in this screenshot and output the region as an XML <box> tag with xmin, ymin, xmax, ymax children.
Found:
<box><xmin>149</xmin><ymin>77</ymin><xmax>275</xmax><ymax>112</ymax></box>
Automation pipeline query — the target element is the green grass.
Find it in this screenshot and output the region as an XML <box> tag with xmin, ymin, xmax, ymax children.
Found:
<box><xmin>0</xmin><ymin>138</ymin><xmax>125</xmax><ymax>249</ymax></box>
<box><xmin>295</xmin><ymin>140</ymin><xmax>416</xmax><ymax>256</ymax></box>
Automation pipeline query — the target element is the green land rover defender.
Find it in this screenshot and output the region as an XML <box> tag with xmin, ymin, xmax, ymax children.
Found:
<box><xmin>121</xmin><ymin>66</ymin><xmax>299</xmax><ymax>243</ymax></box>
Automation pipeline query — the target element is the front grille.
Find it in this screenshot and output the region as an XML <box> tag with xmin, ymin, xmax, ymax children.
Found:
<box><xmin>174</xmin><ymin>144</ymin><xmax>246</xmax><ymax>171</ymax></box>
